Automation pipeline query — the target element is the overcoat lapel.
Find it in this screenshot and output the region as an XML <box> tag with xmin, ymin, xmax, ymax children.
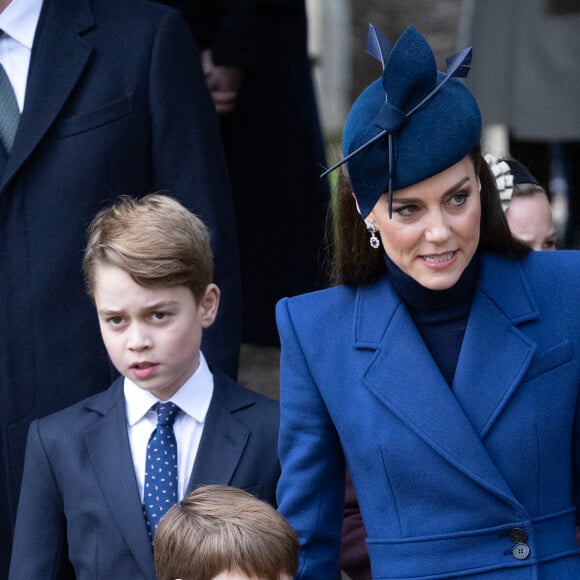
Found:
<box><xmin>83</xmin><ymin>380</ymin><xmax>156</xmax><ymax>580</ymax></box>
<box><xmin>356</xmin><ymin>265</ymin><xmax>525</xmax><ymax>510</ymax></box>
<box><xmin>186</xmin><ymin>375</ymin><xmax>250</xmax><ymax>491</ymax></box>
<box><xmin>453</xmin><ymin>255</ymin><xmax>538</xmax><ymax>438</ymax></box>
<box><xmin>1</xmin><ymin>0</ymin><xmax>94</xmax><ymax>190</ymax></box>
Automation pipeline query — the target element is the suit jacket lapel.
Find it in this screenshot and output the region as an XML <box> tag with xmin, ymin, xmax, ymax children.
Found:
<box><xmin>186</xmin><ymin>373</ymin><xmax>250</xmax><ymax>491</ymax></box>
<box><xmin>356</xmin><ymin>273</ymin><xmax>522</xmax><ymax>510</ymax></box>
<box><xmin>0</xmin><ymin>146</ymin><xmax>7</xmax><ymax>176</ymax></box>
<box><xmin>1</xmin><ymin>0</ymin><xmax>94</xmax><ymax>190</ymax></box>
<box><xmin>83</xmin><ymin>379</ymin><xmax>156</xmax><ymax>580</ymax></box>
<box><xmin>453</xmin><ymin>254</ymin><xmax>538</xmax><ymax>438</ymax></box>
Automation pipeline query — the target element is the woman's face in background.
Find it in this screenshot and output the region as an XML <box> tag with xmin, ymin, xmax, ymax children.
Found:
<box><xmin>505</xmin><ymin>192</ymin><xmax>557</xmax><ymax>251</ymax></box>
<box><xmin>366</xmin><ymin>156</ymin><xmax>481</xmax><ymax>290</ymax></box>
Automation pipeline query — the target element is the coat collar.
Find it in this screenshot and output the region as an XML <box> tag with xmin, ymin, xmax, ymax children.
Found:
<box><xmin>353</xmin><ymin>253</ymin><xmax>538</xmax><ymax>349</ymax></box>
<box><xmin>1</xmin><ymin>0</ymin><xmax>95</xmax><ymax>190</ymax></box>
<box><xmin>352</xmin><ymin>274</ymin><xmax>400</xmax><ymax>349</ymax></box>
<box><xmin>83</xmin><ymin>377</ymin><xmax>156</xmax><ymax>580</ymax></box>
<box><xmin>356</xmin><ymin>253</ymin><xmax>538</xmax><ymax>511</ymax></box>
<box><xmin>186</xmin><ymin>369</ymin><xmax>252</xmax><ymax>490</ymax></box>
<box><xmin>453</xmin><ymin>254</ymin><xmax>539</xmax><ymax>438</ymax></box>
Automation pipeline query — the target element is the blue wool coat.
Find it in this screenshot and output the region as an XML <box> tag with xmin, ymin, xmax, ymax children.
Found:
<box><xmin>276</xmin><ymin>251</ymin><xmax>580</xmax><ymax>579</ymax></box>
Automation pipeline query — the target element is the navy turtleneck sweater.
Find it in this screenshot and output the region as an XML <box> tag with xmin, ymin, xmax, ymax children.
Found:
<box><xmin>384</xmin><ymin>252</ymin><xmax>480</xmax><ymax>387</ymax></box>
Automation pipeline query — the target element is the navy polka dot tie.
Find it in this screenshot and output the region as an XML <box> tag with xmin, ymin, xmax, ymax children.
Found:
<box><xmin>143</xmin><ymin>402</ymin><xmax>179</xmax><ymax>539</ymax></box>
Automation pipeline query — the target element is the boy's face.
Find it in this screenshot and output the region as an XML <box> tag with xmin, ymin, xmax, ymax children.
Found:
<box><xmin>93</xmin><ymin>263</ymin><xmax>219</xmax><ymax>400</ymax></box>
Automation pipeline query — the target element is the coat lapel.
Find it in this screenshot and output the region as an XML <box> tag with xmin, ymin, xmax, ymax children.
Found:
<box><xmin>356</xmin><ymin>271</ymin><xmax>523</xmax><ymax>510</ymax></box>
<box><xmin>453</xmin><ymin>254</ymin><xmax>538</xmax><ymax>438</ymax></box>
<box><xmin>186</xmin><ymin>373</ymin><xmax>250</xmax><ymax>491</ymax></box>
<box><xmin>83</xmin><ymin>379</ymin><xmax>156</xmax><ymax>580</ymax></box>
<box><xmin>1</xmin><ymin>0</ymin><xmax>94</xmax><ymax>190</ymax></box>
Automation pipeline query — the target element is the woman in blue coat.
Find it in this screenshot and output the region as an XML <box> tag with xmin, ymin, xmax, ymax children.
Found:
<box><xmin>275</xmin><ymin>25</ymin><xmax>580</xmax><ymax>579</ymax></box>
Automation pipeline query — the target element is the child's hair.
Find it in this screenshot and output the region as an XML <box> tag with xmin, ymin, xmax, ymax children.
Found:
<box><xmin>83</xmin><ymin>193</ymin><xmax>213</xmax><ymax>301</ymax></box>
<box><xmin>511</xmin><ymin>182</ymin><xmax>548</xmax><ymax>199</ymax></box>
<box><xmin>154</xmin><ymin>485</ymin><xmax>299</xmax><ymax>580</ymax></box>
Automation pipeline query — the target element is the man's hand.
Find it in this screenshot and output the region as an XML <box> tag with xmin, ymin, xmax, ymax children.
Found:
<box><xmin>201</xmin><ymin>49</ymin><xmax>243</xmax><ymax>115</ymax></box>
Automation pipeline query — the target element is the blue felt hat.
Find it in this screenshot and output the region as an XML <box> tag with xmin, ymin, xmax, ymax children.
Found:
<box><xmin>322</xmin><ymin>25</ymin><xmax>482</xmax><ymax>218</ymax></box>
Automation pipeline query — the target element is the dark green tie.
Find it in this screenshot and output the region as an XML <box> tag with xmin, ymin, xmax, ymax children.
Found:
<box><xmin>0</xmin><ymin>58</ymin><xmax>20</xmax><ymax>153</ymax></box>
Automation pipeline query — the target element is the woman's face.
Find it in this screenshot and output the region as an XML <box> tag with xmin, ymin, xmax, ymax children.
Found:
<box><xmin>366</xmin><ymin>156</ymin><xmax>481</xmax><ymax>290</ymax></box>
<box><xmin>505</xmin><ymin>192</ymin><xmax>557</xmax><ymax>251</ymax></box>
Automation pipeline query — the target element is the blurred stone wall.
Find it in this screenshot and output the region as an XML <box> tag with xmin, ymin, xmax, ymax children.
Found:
<box><xmin>349</xmin><ymin>0</ymin><xmax>463</xmax><ymax>105</ymax></box>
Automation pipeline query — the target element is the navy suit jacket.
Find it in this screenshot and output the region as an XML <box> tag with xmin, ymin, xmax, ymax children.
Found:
<box><xmin>8</xmin><ymin>370</ymin><xmax>280</xmax><ymax>579</ymax></box>
<box><xmin>0</xmin><ymin>0</ymin><xmax>241</xmax><ymax>568</ymax></box>
<box><xmin>276</xmin><ymin>251</ymin><xmax>580</xmax><ymax>579</ymax></box>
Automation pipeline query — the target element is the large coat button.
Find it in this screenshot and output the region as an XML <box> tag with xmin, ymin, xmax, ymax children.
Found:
<box><xmin>510</xmin><ymin>528</ymin><xmax>528</xmax><ymax>543</ymax></box>
<box><xmin>512</xmin><ymin>543</ymin><xmax>530</xmax><ymax>560</ymax></box>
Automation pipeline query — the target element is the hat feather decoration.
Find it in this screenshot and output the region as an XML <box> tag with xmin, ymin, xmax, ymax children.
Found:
<box><xmin>321</xmin><ymin>25</ymin><xmax>481</xmax><ymax>219</ymax></box>
<box><xmin>321</xmin><ymin>25</ymin><xmax>393</xmax><ymax>195</ymax></box>
<box><xmin>365</xmin><ymin>23</ymin><xmax>392</xmax><ymax>70</ymax></box>
<box><xmin>406</xmin><ymin>47</ymin><xmax>473</xmax><ymax>117</ymax></box>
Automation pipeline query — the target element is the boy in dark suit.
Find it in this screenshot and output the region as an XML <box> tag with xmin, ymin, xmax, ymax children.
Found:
<box><xmin>0</xmin><ymin>0</ymin><xmax>242</xmax><ymax>573</ymax></box>
<box><xmin>154</xmin><ymin>484</ymin><xmax>298</xmax><ymax>580</ymax></box>
<box><xmin>8</xmin><ymin>194</ymin><xmax>279</xmax><ymax>580</ymax></box>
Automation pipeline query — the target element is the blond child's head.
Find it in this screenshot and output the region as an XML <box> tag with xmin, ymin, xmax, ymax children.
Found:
<box><xmin>154</xmin><ymin>485</ymin><xmax>299</xmax><ymax>580</ymax></box>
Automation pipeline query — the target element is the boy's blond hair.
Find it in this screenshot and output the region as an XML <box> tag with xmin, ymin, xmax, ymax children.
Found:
<box><xmin>154</xmin><ymin>485</ymin><xmax>299</xmax><ymax>580</ymax></box>
<box><xmin>83</xmin><ymin>193</ymin><xmax>213</xmax><ymax>301</ymax></box>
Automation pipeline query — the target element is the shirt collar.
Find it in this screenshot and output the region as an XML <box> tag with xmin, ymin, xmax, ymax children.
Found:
<box><xmin>0</xmin><ymin>0</ymin><xmax>43</xmax><ymax>50</ymax></box>
<box><xmin>124</xmin><ymin>352</ymin><xmax>214</xmax><ymax>427</ymax></box>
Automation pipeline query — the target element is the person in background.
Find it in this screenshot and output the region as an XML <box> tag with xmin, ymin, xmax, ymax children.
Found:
<box><xmin>459</xmin><ymin>0</ymin><xmax>580</xmax><ymax>248</ymax></box>
<box><xmin>485</xmin><ymin>154</ymin><xmax>558</xmax><ymax>251</ymax></box>
<box><xmin>154</xmin><ymin>485</ymin><xmax>299</xmax><ymax>580</ymax></box>
<box><xmin>0</xmin><ymin>0</ymin><xmax>241</xmax><ymax>573</ymax></box>
<box><xmin>9</xmin><ymin>195</ymin><xmax>279</xmax><ymax>580</ymax></box>
<box><xmin>276</xmin><ymin>24</ymin><xmax>580</xmax><ymax>579</ymax></box>
<box><xmin>157</xmin><ymin>0</ymin><xmax>330</xmax><ymax>346</ymax></box>
<box><xmin>156</xmin><ymin>0</ymin><xmax>253</xmax><ymax>116</ymax></box>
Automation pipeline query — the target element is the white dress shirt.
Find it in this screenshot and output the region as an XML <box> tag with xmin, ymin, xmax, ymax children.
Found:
<box><xmin>124</xmin><ymin>351</ymin><xmax>214</xmax><ymax>502</ymax></box>
<box><xmin>0</xmin><ymin>0</ymin><xmax>43</xmax><ymax>111</ymax></box>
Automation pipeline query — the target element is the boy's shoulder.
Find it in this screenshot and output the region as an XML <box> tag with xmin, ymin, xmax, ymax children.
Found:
<box><xmin>209</xmin><ymin>369</ymin><xmax>279</xmax><ymax>435</ymax></box>
<box><xmin>34</xmin><ymin>369</ymin><xmax>280</xmax><ymax>437</ymax></box>
<box><xmin>33</xmin><ymin>377</ymin><xmax>123</xmax><ymax>433</ymax></box>
<box><xmin>211</xmin><ymin>368</ymin><xmax>279</xmax><ymax>412</ymax></box>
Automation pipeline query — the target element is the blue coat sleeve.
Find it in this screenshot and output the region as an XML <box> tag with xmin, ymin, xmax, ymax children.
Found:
<box><xmin>276</xmin><ymin>298</ymin><xmax>345</xmax><ymax>579</ymax></box>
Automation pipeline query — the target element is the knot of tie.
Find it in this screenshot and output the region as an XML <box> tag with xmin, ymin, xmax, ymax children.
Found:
<box><xmin>155</xmin><ymin>401</ymin><xmax>180</xmax><ymax>427</ymax></box>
